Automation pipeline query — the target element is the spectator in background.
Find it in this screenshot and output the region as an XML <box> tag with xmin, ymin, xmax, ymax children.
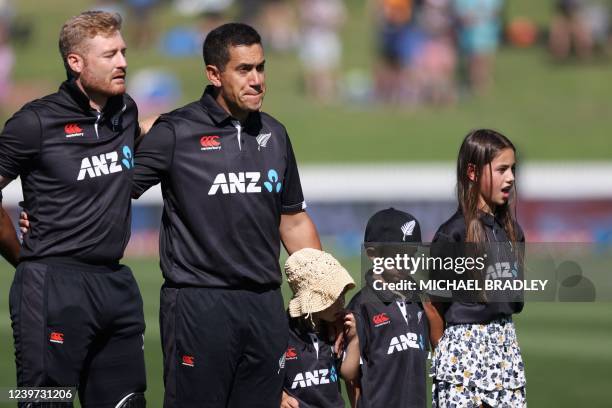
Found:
<box><xmin>125</xmin><ymin>0</ymin><xmax>160</xmax><ymax>48</ymax></box>
<box><xmin>413</xmin><ymin>0</ymin><xmax>456</xmax><ymax>105</ymax></box>
<box><xmin>371</xmin><ymin>0</ymin><xmax>422</xmax><ymax>104</ymax></box>
<box><xmin>235</xmin><ymin>0</ymin><xmax>261</xmax><ymax>25</ymax></box>
<box><xmin>0</xmin><ymin>0</ymin><xmax>13</xmax><ymax>114</ymax></box>
<box><xmin>298</xmin><ymin>0</ymin><xmax>346</xmax><ymax>103</ymax></box>
<box><xmin>453</xmin><ymin>0</ymin><xmax>504</xmax><ymax>95</ymax></box>
<box><xmin>549</xmin><ymin>0</ymin><xmax>594</xmax><ymax>60</ymax></box>
<box><xmin>258</xmin><ymin>0</ymin><xmax>297</xmax><ymax>52</ymax></box>
<box><xmin>93</xmin><ymin>0</ymin><xmax>125</xmax><ymax>15</ymax></box>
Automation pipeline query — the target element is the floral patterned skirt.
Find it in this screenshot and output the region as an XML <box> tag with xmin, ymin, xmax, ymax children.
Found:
<box><xmin>430</xmin><ymin>317</ymin><xmax>527</xmax><ymax>407</ymax></box>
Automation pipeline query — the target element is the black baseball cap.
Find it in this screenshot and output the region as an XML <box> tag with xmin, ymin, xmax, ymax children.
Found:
<box><xmin>364</xmin><ymin>208</ymin><xmax>422</xmax><ymax>243</ymax></box>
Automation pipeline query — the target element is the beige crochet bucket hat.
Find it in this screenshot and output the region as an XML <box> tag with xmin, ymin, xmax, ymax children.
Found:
<box><xmin>285</xmin><ymin>248</ymin><xmax>355</xmax><ymax>318</ymax></box>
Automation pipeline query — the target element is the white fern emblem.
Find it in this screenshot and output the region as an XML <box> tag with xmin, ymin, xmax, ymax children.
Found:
<box><xmin>401</xmin><ymin>220</ymin><xmax>416</xmax><ymax>241</ymax></box>
<box><xmin>277</xmin><ymin>353</ymin><xmax>286</xmax><ymax>374</ymax></box>
<box><xmin>256</xmin><ymin>133</ymin><xmax>272</xmax><ymax>150</ymax></box>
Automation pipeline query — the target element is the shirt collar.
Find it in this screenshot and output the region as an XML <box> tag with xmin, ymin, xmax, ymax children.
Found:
<box><xmin>199</xmin><ymin>85</ymin><xmax>232</xmax><ymax>125</ymax></box>
<box><xmin>479</xmin><ymin>210</ymin><xmax>503</xmax><ymax>228</ymax></box>
<box><xmin>457</xmin><ymin>207</ymin><xmax>500</xmax><ymax>228</ymax></box>
<box><xmin>199</xmin><ymin>85</ymin><xmax>262</xmax><ymax>130</ymax></box>
<box><xmin>59</xmin><ymin>79</ymin><xmax>125</xmax><ymax>116</ymax></box>
<box><xmin>365</xmin><ymin>270</ymin><xmax>408</xmax><ymax>304</ymax></box>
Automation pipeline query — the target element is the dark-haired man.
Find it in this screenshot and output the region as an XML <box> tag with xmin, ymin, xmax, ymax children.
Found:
<box><xmin>133</xmin><ymin>23</ymin><xmax>321</xmax><ymax>407</ymax></box>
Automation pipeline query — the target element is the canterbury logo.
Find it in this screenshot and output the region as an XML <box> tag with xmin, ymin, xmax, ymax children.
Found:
<box><xmin>401</xmin><ymin>220</ymin><xmax>416</xmax><ymax>241</ymax></box>
<box><xmin>65</xmin><ymin>123</ymin><xmax>84</xmax><ymax>138</ymax></box>
<box><xmin>256</xmin><ymin>133</ymin><xmax>271</xmax><ymax>150</ymax></box>
<box><xmin>182</xmin><ymin>355</ymin><xmax>195</xmax><ymax>367</ymax></box>
<box><xmin>285</xmin><ymin>347</ymin><xmax>298</xmax><ymax>360</ymax></box>
<box><xmin>49</xmin><ymin>332</ymin><xmax>64</xmax><ymax>344</ymax></box>
<box><xmin>373</xmin><ymin>313</ymin><xmax>391</xmax><ymax>327</ymax></box>
<box><xmin>200</xmin><ymin>135</ymin><xmax>221</xmax><ymax>151</ymax></box>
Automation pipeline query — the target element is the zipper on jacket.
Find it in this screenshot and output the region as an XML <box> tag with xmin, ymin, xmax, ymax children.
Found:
<box><xmin>232</xmin><ymin>120</ymin><xmax>242</xmax><ymax>151</ymax></box>
<box><xmin>94</xmin><ymin>111</ymin><xmax>101</xmax><ymax>139</ymax></box>
<box><xmin>308</xmin><ymin>333</ymin><xmax>320</xmax><ymax>359</ymax></box>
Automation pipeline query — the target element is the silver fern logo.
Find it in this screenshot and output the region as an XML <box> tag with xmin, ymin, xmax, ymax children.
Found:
<box><xmin>278</xmin><ymin>352</ymin><xmax>286</xmax><ymax>374</ymax></box>
<box><xmin>401</xmin><ymin>220</ymin><xmax>416</xmax><ymax>241</ymax></box>
<box><xmin>256</xmin><ymin>132</ymin><xmax>272</xmax><ymax>150</ymax></box>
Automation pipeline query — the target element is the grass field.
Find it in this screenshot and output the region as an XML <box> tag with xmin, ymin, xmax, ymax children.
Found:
<box><xmin>0</xmin><ymin>257</ymin><xmax>610</xmax><ymax>407</ymax></box>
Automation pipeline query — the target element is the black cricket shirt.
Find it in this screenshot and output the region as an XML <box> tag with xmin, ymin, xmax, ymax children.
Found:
<box><xmin>0</xmin><ymin>80</ymin><xmax>137</xmax><ymax>264</ymax></box>
<box><xmin>431</xmin><ymin>209</ymin><xmax>525</xmax><ymax>324</ymax></box>
<box><xmin>283</xmin><ymin>317</ymin><xmax>344</xmax><ymax>408</ymax></box>
<box><xmin>133</xmin><ymin>86</ymin><xmax>306</xmax><ymax>288</ymax></box>
<box><xmin>348</xmin><ymin>273</ymin><xmax>429</xmax><ymax>408</ymax></box>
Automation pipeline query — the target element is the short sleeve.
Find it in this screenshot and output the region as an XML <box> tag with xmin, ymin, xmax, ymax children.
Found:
<box><xmin>428</xmin><ymin>228</ymin><xmax>460</xmax><ymax>301</ymax></box>
<box><xmin>0</xmin><ymin>109</ymin><xmax>41</xmax><ymax>179</ymax></box>
<box><xmin>347</xmin><ymin>294</ymin><xmax>369</xmax><ymax>360</ymax></box>
<box><xmin>281</xmin><ymin>134</ymin><xmax>306</xmax><ymax>213</ymax></box>
<box><xmin>132</xmin><ymin>119</ymin><xmax>176</xmax><ymax>198</ymax></box>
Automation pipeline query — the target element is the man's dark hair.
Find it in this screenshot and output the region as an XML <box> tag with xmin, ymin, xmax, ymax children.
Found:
<box><xmin>203</xmin><ymin>23</ymin><xmax>262</xmax><ymax>71</ymax></box>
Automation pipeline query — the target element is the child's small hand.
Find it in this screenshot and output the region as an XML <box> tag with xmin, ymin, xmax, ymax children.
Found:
<box><xmin>281</xmin><ymin>391</ymin><xmax>299</xmax><ymax>408</ymax></box>
<box><xmin>343</xmin><ymin>312</ymin><xmax>357</xmax><ymax>343</ymax></box>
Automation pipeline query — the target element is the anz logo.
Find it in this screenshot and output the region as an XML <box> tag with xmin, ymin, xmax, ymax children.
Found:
<box><xmin>290</xmin><ymin>366</ymin><xmax>338</xmax><ymax>389</ymax></box>
<box><xmin>486</xmin><ymin>261</ymin><xmax>519</xmax><ymax>280</ymax></box>
<box><xmin>387</xmin><ymin>333</ymin><xmax>425</xmax><ymax>355</ymax></box>
<box><xmin>77</xmin><ymin>145</ymin><xmax>133</xmax><ymax>181</ymax></box>
<box><xmin>208</xmin><ymin>169</ymin><xmax>282</xmax><ymax>195</ymax></box>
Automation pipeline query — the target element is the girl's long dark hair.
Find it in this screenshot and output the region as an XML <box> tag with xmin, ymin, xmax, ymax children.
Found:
<box><xmin>457</xmin><ymin>129</ymin><xmax>519</xmax><ymax>243</ymax></box>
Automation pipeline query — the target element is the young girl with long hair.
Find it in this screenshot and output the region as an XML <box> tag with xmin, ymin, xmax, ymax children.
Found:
<box><xmin>430</xmin><ymin>129</ymin><xmax>527</xmax><ymax>407</ymax></box>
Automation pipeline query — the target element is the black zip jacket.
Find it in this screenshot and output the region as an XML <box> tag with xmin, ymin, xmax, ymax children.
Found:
<box><xmin>431</xmin><ymin>209</ymin><xmax>525</xmax><ymax>324</ymax></box>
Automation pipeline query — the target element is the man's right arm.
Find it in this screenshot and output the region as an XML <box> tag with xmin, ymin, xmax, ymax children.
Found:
<box><xmin>132</xmin><ymin>119</ymin><xmax>176</xmax><ymax>199</ymax></box>
<box><xmin>0</xmin><ymin>203</ymin><xmax>19</xmax><ymax>267</ymax></box>
<box><xmin>0</xmin><ymin>109</ymin><xmax>41</xmax><ymax>266</ymax></box>
<box><xmin>0</xmin><ymin>182</ymin><xmax>19</xmax><ymax>267</ymax></box>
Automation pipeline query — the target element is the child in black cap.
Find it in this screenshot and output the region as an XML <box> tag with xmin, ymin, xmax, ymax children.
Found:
<box><xmin>347</xmin><ymin>208</ymin><xmax>441</xmax><ymax>408</ymax></box>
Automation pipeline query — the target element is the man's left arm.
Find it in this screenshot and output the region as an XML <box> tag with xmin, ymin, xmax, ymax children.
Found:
<box><xmin>279</xmin><ymin>133</ymin><xmax>321</xmax><ymax>254</ymax></box>
<box><xmin>280</xmin><ymin>210</ymin><xmax>321</xmax><ymax>255</ymax></box>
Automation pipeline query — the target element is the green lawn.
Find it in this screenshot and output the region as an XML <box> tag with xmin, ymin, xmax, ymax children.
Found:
<box><xmin>0</xmin><ymin>257</ymin><xmax>610</xmax><ymax>407</ymax></box>
<box><xmin>6</xmin><ymin>0</ymin><xmax>612</xmax><ymax>162</ymax></box>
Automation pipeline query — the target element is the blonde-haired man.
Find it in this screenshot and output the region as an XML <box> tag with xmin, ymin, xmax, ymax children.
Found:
<box><xmin>0</xmin><ymin>11</ymin><xmax>146</xmax><ymax>407</ymax></box>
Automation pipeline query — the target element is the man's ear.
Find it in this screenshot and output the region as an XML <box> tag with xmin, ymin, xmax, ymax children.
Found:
<box><xmin>467</xmin><ymin>163</ymin><xmax>478</xmax><ymax>182</ymax></box>
<box><xmin>206</xmin><ymin>64</ymin><xmax>222</xmax><ymax>87</ymax></box>
<box><xmin>66</xmin><ymin>52</ymin><xmax>84</xmax><ymax>75</ymax></box>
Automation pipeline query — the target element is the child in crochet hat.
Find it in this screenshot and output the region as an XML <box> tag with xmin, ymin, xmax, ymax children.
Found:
<box><xmin>281</xmin><ymin>248</ymin><xmax>360</xmax><ymax>408</ymax></box>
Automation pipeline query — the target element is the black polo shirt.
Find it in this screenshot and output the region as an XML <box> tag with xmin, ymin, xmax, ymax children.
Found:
<box><xmin>431</xmin><ymin>209</ymin><xmax>525</xmax><ymax>324</ymax></box>
<box><xmin>0</xmin><ymin>80</ymin><xmax>137</xmax><ymax>264</ymax></box>
<box><xmin>348</xmin><ymin>272</ymin><xmax>428</xmax><ymax>408</ymax></box>
<box><xmin>282</xmin><ymin>317</ymin><xmax>344</xmax><ymax>408</ymax></box>
<box><xmin>133</xmin><ymin>86</ymin><xmax>306</xmax><ymax>288</ymax></box>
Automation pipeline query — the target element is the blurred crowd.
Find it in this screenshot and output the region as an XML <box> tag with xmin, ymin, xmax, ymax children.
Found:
<box><xmin>369</xmin><ymin>0</ymin><xmax>612</xmax><ymax>106</ymax></box>
<box><xmin>0</xmin><ymin>0</ymin><xmax>611</xmax><ymax>113</ymax></box>
<box><xmin>549</xmin><ymin>0</ymin><xmax>612</xmax><ymax>61</ymax></box>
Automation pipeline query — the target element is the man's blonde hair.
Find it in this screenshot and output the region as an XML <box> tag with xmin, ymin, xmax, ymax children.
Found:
<box><xmin>59</xmin><ymin>11</ymin><xmax>122</xmax><ymax>72</ymax></box>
